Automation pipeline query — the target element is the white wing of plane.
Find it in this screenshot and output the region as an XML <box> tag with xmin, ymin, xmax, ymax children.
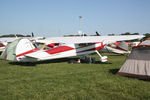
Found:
<box><xmin>0</xmin><ymin>37</ymin><xmax>18</xmax><ymax>43</ymax></box>
<box><xmin>44</xmin><ymin>35</ymin><xmax>144</xmax><ymax>44</ymax></box>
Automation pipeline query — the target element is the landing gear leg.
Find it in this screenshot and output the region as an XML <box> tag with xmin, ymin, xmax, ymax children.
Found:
<box><xmin>95</xmin><ymin>50</ymin><xmax>108</xmax><ymax>62</ymax></box>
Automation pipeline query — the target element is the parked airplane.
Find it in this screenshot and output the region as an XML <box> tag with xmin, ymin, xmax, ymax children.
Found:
<box><xmin>34</xmin><ymin>36</ymin><xmax>141</xmax><ymax>54</ymax></box>
<box><xmin>0</xmin><ymin>35</ymin><xmax>144</xmax><ymax>62</ymax></box>
<box><xmin>100</xmin><ymin>41</ymin><xmax>130</xmax><ymax>54</ymax></box>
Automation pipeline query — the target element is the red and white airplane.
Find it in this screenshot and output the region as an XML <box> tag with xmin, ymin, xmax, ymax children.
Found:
<box><xmin>1</xmin><ymin>35</ymin><xmax>144</xmax><ymax>62</ymax></box>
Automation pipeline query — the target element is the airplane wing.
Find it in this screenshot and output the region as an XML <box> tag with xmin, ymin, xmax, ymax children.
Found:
<box><xmin>44</xmin><ymin>35</ymin><xmax>144</xmax><ymax>44</ymax></box>
<box><xmin>0</xmin><ymin>37</ymin><xmax>34</xmax><ymax>43</ymax></box>
<box><xmin>0</xmin><ymin>37</ymin><xmax>18</xmax><ymax>43</ymax></box>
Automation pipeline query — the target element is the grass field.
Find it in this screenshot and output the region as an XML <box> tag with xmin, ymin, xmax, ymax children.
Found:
<box><xmin>0</xmin><ymin>53</ymin><xmax>150</xmax><ymax>100</ymax></box>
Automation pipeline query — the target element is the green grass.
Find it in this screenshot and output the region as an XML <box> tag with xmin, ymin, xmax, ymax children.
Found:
<box><xmin>0</xmin><ymin>53</ymin><xmax>150</xmax><ymax>100</ymax></box>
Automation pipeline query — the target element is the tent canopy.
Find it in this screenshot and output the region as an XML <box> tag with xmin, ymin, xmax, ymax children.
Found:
<box><xmin>118</xmin><ymin>40</ymin><xmax>150</xmax><ymax>80</ymax></box>
<box><xmin>0</xmin><ymin>39</ymin><xmax>21</xmax><ymax>61</ymax></box>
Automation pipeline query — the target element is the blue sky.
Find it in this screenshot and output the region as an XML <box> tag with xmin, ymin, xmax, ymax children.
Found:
<box><xmin>0</xmin><ymin>0</ymin><xmax>150</xmax><ymax>37</ymax></box>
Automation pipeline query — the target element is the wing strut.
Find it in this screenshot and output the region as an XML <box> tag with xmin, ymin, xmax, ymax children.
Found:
<box><xmin>95</xmin><ymin>50</ymin><xmax>108</xmax><ymax>62</ymax></box>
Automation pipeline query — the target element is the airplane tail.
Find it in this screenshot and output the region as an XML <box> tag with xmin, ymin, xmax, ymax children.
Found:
<box><xmin>1</xmin><ymin>38</ymin><xmax>37</xmax><ymax>61</ymax></box>
<box><xmin>104</xmin><ymin>42</ymin><xmax>129</xmax><ymax>54</ymax></box>
<box><xmin>116</xmin><ymin>41</ymin><xmax>128</xmax><ymax>51</ymax></box>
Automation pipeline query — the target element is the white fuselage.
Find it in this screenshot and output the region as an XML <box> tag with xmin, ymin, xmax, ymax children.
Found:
<box><xmin>16</xmin><ymin>42</ymin><xmax>104</xmax><ymax>62</ymax></box>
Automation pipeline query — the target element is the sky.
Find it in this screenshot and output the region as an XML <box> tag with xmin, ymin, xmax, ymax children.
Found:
<box><xmin>0</xmin><ymin>0</ymin><xmax>150</xmax><ymax>37</ymax></box>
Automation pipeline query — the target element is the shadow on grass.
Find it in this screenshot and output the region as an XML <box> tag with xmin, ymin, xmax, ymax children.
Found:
<box><xmin>94</xmin><ymin>61</ymin><xmax>112</xmax><ymax>64</ymax></box>
<box><xmin>109</xmin><ymin>69</ymin><xmax>150</xmax><ymax>81</ymax></box>
<box><xmin>9</xmin><ymin>62</ymin><xmax>37</xmax><ymax>66</ymax></box>
<box><xmin>108</xmin><ymin>54</ymin><xmax>125</xmax><ymax>56</ymax></box>
<box><xmin>9</xmin><ymin>58</ymin><xmax>76</xmax><ymax>66</ymax></box>
<box><xmin>9</xmin><ymin>57</ymin><xmax>113</xmax><ymax>66</ymax></box>
<box><xmin>109</xmin><ymin>68</ymin><xmax>119</xmax><ymax>74</ymax></box>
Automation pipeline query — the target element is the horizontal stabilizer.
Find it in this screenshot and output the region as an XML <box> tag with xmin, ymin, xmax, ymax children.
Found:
<box><xmin>105</xmin><ymin>46</ymin><xmax>129</xmax><ymax>54</ymax></box>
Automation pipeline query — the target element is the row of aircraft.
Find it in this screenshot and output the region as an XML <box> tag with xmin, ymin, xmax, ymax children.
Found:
<box><xmin>0</xmin><ymin>35</ymin><xmax>144</xmax><ymax>63</ymax></box>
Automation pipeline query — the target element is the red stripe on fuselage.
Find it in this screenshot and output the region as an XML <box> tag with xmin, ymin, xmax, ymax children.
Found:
<box><xmin>16</xmin><ymin>48</ymin><xmax>40</xmax><ymax>57</ymax></box>
<box><xmin>45</xmin><ymin>46</ymin><xmax>74</xmax><ymax>54</ymax></box>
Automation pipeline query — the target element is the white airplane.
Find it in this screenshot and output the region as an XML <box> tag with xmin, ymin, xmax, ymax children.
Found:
<box><xmin>0</xmin><ymin>35</ymin><xmax>144</xmax><ymax>63</ymax></box>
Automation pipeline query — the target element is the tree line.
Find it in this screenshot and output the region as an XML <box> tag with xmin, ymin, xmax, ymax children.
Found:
<box><xmin>108</xmin><ymin>32</ymin><xmax>150</xmax><ymax>39</ymax></box>
<box><xmin>1</xmin><ymin>32</ymin><xmax>150</xmax><ymax>39</ymax></box>
<box><xmin>0</xmin><ymin>34</ymin><xmax>31</xmax><ymax>38</ymax></box>
<box><xmin>108</xmin><ymin>32</ymin><xmax>150</xmax><ymax>41</ymax></box>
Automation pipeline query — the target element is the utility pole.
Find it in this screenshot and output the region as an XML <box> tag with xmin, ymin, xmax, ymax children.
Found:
<box><xmin>78</xmin><ymin>16</ymin><xmax>83</xmax><ymax>36</ymax></box>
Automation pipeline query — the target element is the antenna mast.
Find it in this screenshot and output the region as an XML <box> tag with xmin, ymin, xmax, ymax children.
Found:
<box><xmin>78</xmin><ymin>16</ymin><xmax>83</xmax><ymax>36</ymax></box>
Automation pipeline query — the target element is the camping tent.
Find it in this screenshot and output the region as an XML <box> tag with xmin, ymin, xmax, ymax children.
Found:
<box><xmin>0</xmin><ymin>39</ymin><xmax>21</xmax><ymax>61</ymax></box>
<box><xmin>117</xmin><ymin>40</ymin><xmax>150</xmax><ymax>80</ymax></box>
<box><xmin>0</xmin><ymin>38</ymin><xmax>36</xmax><ymax>62</ymax></box>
